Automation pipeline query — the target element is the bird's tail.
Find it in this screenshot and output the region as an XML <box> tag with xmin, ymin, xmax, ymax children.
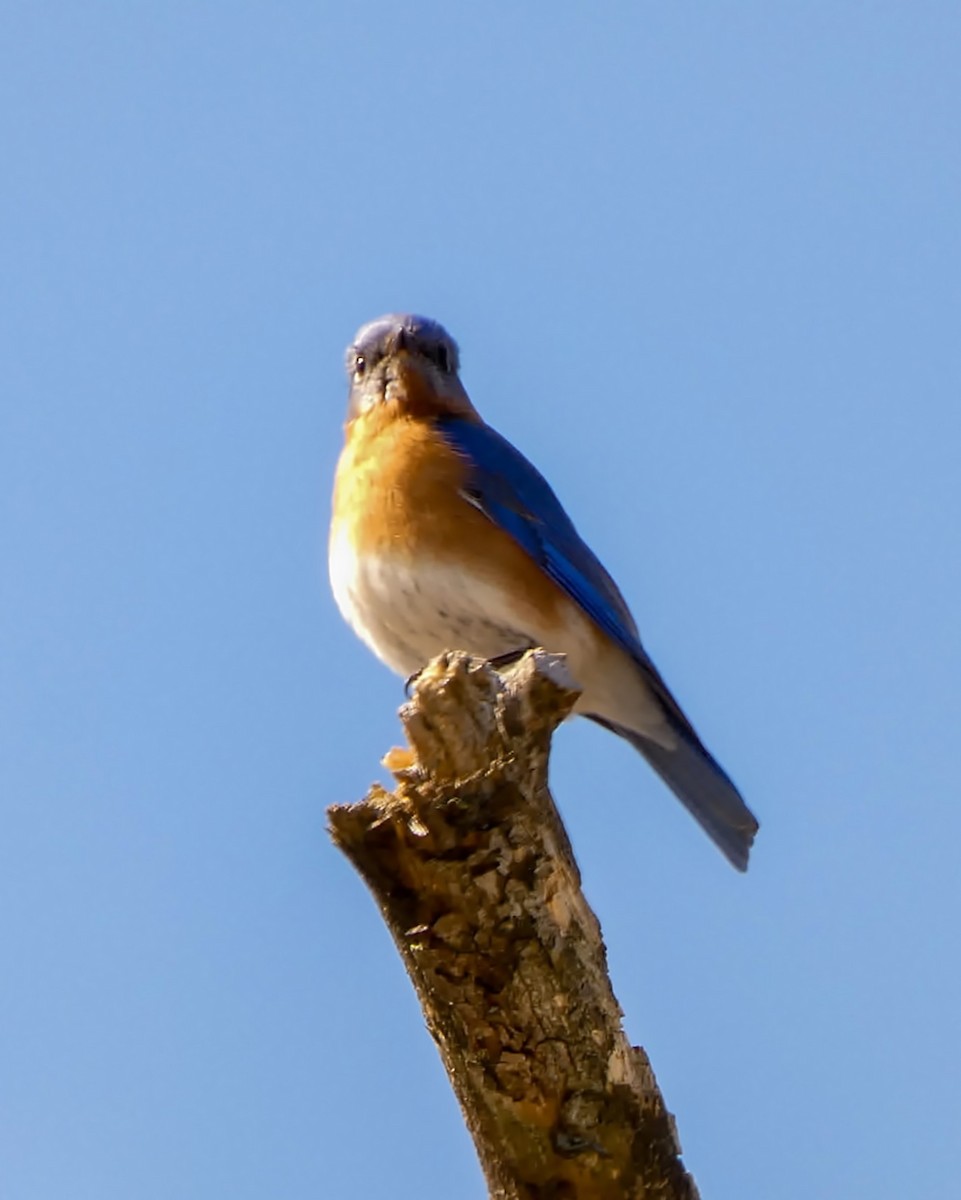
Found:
<box><xmin>588</xmin><ymin>716</ymin><xmax>759</xmax><ymax>871</ymax></box>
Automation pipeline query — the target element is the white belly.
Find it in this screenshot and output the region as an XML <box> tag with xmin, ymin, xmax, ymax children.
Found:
<box><xmin>329</xmin><ymin>530</ymin><xmax>535</xmax><ymax>677</ymax></box>
<box><xmin>328</xmin><ymin>528</ymin><xmax>670</xmax><ymax>742</ymax></box>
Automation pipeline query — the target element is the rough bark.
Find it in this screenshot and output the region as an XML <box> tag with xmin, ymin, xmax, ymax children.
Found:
<box><xmin>328</xmin><ymin>650</ymin><xmax>700</xmax><ymax>1200</ymax></box>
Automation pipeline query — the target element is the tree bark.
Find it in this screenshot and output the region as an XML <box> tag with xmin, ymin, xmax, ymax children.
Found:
<box><xmin>328</xmin><ymin>650</ymin><xmax>700</xmax><ymax>1200</ymax></box>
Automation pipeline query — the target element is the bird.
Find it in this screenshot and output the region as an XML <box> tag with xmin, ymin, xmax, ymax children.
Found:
<box><xmin>329</xmin><ymin>313</ymin><xmax>759</xmax><ymax>870</ymax></box>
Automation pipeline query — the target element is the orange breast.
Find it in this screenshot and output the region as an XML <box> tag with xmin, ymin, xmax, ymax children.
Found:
<box><xmin>331</xmin><ymin>406</ymin><xmax>570</xmax><ymax>627</ymax></box>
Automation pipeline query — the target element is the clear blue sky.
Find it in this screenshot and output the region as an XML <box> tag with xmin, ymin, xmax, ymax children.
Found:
<box><xmin>2</xmin><ymin>4</ymin><xmax>959</xmax><ymax>1197</ymax></box>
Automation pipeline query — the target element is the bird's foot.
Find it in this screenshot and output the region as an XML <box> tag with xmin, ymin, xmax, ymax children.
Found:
<box><xmin>488</xmin><ymin>647</ymin><xmax>531</xmax><ymax>671</ymax></box>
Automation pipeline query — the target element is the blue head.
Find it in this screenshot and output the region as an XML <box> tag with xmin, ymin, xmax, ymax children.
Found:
<box><xmin>344</xmin><ymin>314</ymin><xmax>472</xmax><ymax>421</ymax></box>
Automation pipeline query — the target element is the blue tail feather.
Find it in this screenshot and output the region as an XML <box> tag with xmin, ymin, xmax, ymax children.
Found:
<box><xmin>588</xmin><ymin>716</ymin><xmax>758</xmax><ymax>871</ymax></box>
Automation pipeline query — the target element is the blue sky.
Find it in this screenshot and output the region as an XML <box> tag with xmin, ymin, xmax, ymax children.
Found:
<box><xmin>2</xmin><ymin>3</ymin><xmax>959</xmax><ymax>1197</ymax></box>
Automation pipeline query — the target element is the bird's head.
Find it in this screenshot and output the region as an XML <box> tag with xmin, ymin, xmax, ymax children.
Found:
<box><xmin>344</xmin><ymin>314</ymin><xmax>475</xmax><ymax>422</ymax></box>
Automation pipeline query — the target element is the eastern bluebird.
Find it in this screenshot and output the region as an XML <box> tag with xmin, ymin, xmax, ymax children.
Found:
<box><xmin>329</xmin><ymin>314</ymin><xmax>759</xmax><ymax>870</ymax></box>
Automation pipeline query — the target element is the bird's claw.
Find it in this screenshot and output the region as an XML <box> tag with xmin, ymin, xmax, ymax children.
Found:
<box><xmin>488</xmin><ymin>647</ymin><xmax>530</xmax><ymax>671</ymax></box>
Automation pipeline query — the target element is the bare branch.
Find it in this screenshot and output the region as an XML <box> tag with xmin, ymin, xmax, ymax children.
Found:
<box><xmin>329</xmin><ymin>650</ymin><xmax>700</xmax><ymax>1200</ymax></box>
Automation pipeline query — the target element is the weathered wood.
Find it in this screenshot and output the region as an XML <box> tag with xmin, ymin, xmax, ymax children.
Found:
<box><xmin>328</xmin><ymin>650</ymin><xmax>700</xmax><ymax>1200</ymax></box>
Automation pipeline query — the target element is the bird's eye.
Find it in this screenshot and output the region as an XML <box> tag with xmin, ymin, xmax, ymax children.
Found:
<box><xmin>433</xmin><ymin>343</ymin><xmax>451</xmax><ymax>373</ymax></box>
<box><xmin>353</xmin><ymin>353</ymin><xmax>366</xmax><ymax>377</ymax></box>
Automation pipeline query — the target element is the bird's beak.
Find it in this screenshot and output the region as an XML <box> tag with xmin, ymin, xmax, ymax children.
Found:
<box><xmin>383</xmin><ymin>347</ymin><xmax>437</xmax><ymax>409</ymax></box>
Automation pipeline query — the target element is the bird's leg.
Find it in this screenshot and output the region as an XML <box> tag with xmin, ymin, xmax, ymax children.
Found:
<box><xmin>488</xmin><ymin>647</ymin><xmax>531</xmax><ymax>671</ymax></box>
<box><xmin>405</xmin><ymin>646</ymin><xmax>531</xmax><ymax>698</ymax></box>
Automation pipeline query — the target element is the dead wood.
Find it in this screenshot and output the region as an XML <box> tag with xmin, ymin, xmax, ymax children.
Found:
<box><xmin>328</xmin><ymin>650</ymin><xmax>700</xmax><ymax>1200</ymax></box>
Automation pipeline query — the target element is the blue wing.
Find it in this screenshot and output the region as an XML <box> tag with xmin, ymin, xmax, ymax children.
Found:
<box><xmin>437</xmin><ymin>413</ymin><xmax>697</xmax><ymax>733</ymax></box>
<box><xmin>437</xmin><ymin>415</ymin><xmax>646</xmax><ymax>662</ymax></box>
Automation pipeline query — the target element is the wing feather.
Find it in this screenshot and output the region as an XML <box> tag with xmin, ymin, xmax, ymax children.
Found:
<box><xmin>438</xmin><ymin>416</ymin><xmax>640</xmax><ymax>651</ymax></box>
